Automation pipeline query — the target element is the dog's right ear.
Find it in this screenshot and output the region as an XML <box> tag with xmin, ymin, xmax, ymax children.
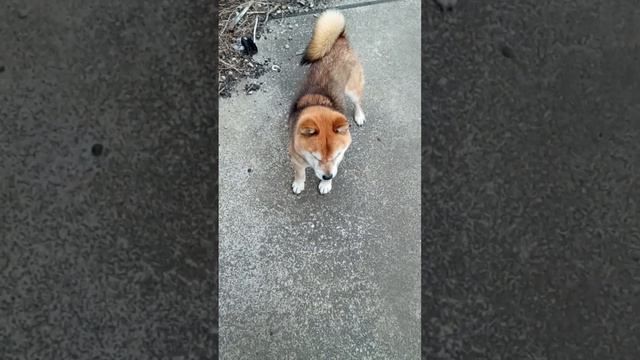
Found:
<box><xmin>298</xmin><ymin>117</ymin><xmax>318</xmax><ymax>136</ymax></box>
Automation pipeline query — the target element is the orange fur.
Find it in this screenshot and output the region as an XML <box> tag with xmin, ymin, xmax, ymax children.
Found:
<box><xmin>293</xmin><ymin>106</ymin><xmax>351</xmax><ymax>174</ymax></box>
<box><xmin>301</xmin><ymin>10</ymin><xmax>346</xmax><ymax>64</ymax></box>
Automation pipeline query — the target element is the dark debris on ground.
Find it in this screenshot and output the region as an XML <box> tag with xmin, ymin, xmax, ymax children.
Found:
<box><xmin>218</xmin><ymin>0</ymin><xmax>335</xmax><ymax>97</ymax></box>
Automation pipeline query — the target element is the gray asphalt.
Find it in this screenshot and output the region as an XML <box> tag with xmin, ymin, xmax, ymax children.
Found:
<box><xmin>423</xmin><ymin>0</ymin><xmax>640</xmax><ymax>359</ymax></box>
<box><xmin>219</xmin><ymin>0</ymin><xmax>421</xmax><ymax>358</ymax></box>
<box><xmin>0</xmin><ymin>1</ymin><xmax>217</xmax><ymax>358</ymax></box>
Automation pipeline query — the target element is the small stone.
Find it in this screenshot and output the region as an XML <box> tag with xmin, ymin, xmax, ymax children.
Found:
<box><xmin>17</xmin><ymin>8</ymin><xmax>29</xmax><ymax>19</ymax></box>
<box><xmin>271</xmin><ymin>65</ymin><xmax>281</xmax><ymax>72</ymax></box>
<box><xmin>91</xmin><ymin>143</ymin><xmax>103</xmax><ymax>156</ymax></box>
<box><xmin>437</xmin><ymin>77</ymin><xmax>448</xmax><ymax>86</ymax></box>
<box><xmin>284</xmin><ymin>44</ymin><xmax>290</xmax><ymax>49</ymax></box>
<box><xmin>501</xmin><ymin>45</ymin><xmax>514</xmax><ymax>58</ymax></box>
<box><xmin>245</xmin><ymin>83</ymin><xmax>261</xmax><ymax>92</ymax></box>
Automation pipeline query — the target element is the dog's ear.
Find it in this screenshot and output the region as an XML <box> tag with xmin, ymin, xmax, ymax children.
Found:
<box><xmin>298</xmin><ymin>116</ymin><xmax>319</xmax><ymax>136</ymax></box>
<box><xmin>333</xmin><ymin>114</ymin><xmax>350</xmax><ymax>134</ymax></box>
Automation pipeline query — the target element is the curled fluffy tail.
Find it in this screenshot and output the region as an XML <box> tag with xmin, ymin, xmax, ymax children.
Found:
<box><xmin>300</xmin><ymin>10</ymin><xmax>346</xmax><ymax>65</ymax></box>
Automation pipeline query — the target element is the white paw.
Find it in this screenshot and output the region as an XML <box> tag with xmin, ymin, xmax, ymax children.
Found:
<box><xmin>355</xmin><ymin>108</ymin><xmax>366</xmax><ymax>126</ymax></box>
<box><xmin>318</xmin><ymin>180</ymin><xmax>332</xmax><ymax>194</ymax></box>
<box><xmin>292</xmin><ymin>180</ymin><xmax>305</xmax><ymax>194</ymax></box>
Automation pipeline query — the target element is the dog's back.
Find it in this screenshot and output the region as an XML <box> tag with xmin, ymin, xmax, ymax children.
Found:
<box><xmin>291</xmin><ymin>10</ymin><xmax>358</xmax><ymax>117</ymax></box>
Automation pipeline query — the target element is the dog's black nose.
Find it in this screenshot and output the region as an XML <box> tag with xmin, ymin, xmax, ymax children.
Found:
<box><xmin>322</xmin><ymin>174</ymin><xmax>333</xmax><ymax>180</ymax></box>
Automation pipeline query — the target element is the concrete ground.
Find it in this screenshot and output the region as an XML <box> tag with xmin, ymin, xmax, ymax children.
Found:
<box><xmin>423</xmin><ymin>0</ymin><xmax>640</xmax><ymax>359</ymax></box>
<box><xmin>219</xmin><ymin>0</ymin><xmax>421</xmax><ymax>359</ymax></box>
<box><xmin>1</xmin><ymin>0</ymin><xmax>217</xmax><ymax>358</ymax></box>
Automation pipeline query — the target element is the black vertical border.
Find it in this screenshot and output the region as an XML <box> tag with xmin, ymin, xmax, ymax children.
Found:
<box><xmin>420</xmin><ymin>2</ymin><xmax>429</xmax><ymax>359</ymax></box>
<box><xmin>212</xmin><ymin>0</ymin><xmax>220</xmax><ymax>357</ymax></box>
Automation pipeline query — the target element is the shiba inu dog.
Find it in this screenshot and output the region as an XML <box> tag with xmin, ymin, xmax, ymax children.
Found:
<box><xmin>288</xmin><ymin>10</ymin><xmax>365</xmax><ymax>195</ymax></box>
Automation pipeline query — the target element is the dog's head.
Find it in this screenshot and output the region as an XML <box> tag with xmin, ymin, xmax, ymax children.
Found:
<box><xmin>293</xmin><ymin>106</ymin><xmax>351</xmax><ymax>181</ymax></box>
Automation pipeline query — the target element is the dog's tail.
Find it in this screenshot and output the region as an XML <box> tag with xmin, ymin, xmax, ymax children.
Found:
<box><xmin>300</xmin><ymin>10</ymin><xmax>346</xmax><ymax>65</ymax></box>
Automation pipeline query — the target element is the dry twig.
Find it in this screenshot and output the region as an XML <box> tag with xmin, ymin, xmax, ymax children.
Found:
<box><xmin>264</xmin><ymin>6</ymin><xmax>272</xmax><ymax>26</ymax></box>
<box><xmin>253</xmin><ymin>15</ymin><xmax>259</xmax><ymax>39</ymax></box>
<box><xmin>229</xmin><ymin>0</ymin><xmax>255</xmax><ymax>31</ymax></box>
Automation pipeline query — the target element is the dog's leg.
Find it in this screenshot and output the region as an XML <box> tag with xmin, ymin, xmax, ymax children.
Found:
<box><xmin>292</xmin><ymin>161</ymin><xmax>306</xmax><ymax>194</ymax></box>
<box><xmin>318</xmin><ymin>179</ymin><xmax>332</xmax><ymax>194</ymax></box>
<box><xmin>345</xmin><ymin>61</ymin><xmax>365</xmax><ymax>126</ymax></box>
<box><xmin>346</xmin><ymin>91</ymin><xmax>365</xmax><ymax>126</ymax></box>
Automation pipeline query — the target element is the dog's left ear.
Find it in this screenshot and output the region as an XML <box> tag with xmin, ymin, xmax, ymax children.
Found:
<box><xmin>333</xmin><ymin>115</ymin><xmax>350</xmax><ymax>134</ymax></box>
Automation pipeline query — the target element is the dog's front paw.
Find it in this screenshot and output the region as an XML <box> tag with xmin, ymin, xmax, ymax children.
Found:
<box><xmin>318</xmin><ymin>180</ymin><xmax>332</xmax><ymax>194</ymax></box>
<box><xmin>292</xmin><ymin>180</ymin><xmax>305</xmax><ymax>194</ymax></box>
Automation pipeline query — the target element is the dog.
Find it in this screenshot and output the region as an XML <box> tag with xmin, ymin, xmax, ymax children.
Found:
<box><xmin>288</xmin><ymin>10</ymin><xmax>366</xmax><ymax>195</ymax></box>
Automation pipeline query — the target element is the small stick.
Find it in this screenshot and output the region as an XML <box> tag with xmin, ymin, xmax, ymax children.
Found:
<box><xmin>219</xmin><ymin>59</ymin><xmax>241</xmax><ymax>72</ymax></box>
<box><xmin>219</xmin><ymin>59</ymin><xmax>232</xmax><ymax>66</ymax></box>
<box><xmin>221</xmin><ymin>11</ymin><xmax>234</xmax><ymax>34</ymax></box>
<box><xmin>264</xmin><ymin>6</ymin><xmax>271</xmax><ymax>26</ymax></box>
<box><xmin>253</xmin><ymin>15</ymin><xmax>258</xmax><ymax>39</ymax></box>
<box><xmin>229</xmin><ymin>0</ymin><xmax>255</xmax><ymax>31</ymax></box>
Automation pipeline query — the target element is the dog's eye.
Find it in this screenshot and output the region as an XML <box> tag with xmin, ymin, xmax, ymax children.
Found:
<box><xmin>300</xmin><ymin>128</ymin><xmax>318</xmax><ymax>136</ymax></box>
